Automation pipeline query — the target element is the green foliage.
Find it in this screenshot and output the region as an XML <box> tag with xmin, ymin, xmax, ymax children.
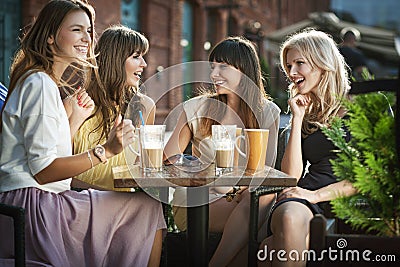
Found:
<box><xmin>322</xmin><ymin>92</ymin><xmax>399</xmax><ymax>237</ymax></box>
<box><xmin>351</xmin><ymin>66</ymin><xmax>373</xmax><ymax>82</ymax></box>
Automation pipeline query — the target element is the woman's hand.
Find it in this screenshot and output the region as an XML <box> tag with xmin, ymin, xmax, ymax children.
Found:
<box><xmin>287</xmin><ymin>94</ymin><xmax>311</xmax><ymax>120</ymax></box>
<box><xmin>63</xmin><ymin>88</ymin><xmax>95</xmax><ymax>139</ymax></box>
<box><xmin>64</xmin><ymin>89</ymin><xmax>94</xmax><ymax>120</ymax></box>
<box><xmin>103</xmin><ymin>115</ymin><xmax>136</xmax><ymax>157</ymax></box>
<box><xmin>63</xmin><ymin>89</ymin><xmax>94</xmax><ymax>121</ymax></box>
<box><xmin>277</xmin><ymin>186</ymin><xmax>318</xmax><ymax>204</ymax></box>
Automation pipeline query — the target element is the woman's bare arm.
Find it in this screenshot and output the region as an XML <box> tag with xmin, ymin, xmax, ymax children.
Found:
<box><xmin>163</xmin><ymin>107</ymin><xmax>193</xmax><ymax>161</ymax></box>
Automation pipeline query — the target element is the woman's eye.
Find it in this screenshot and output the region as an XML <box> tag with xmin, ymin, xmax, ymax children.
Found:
<box><xmin>132</xmin><ymin>52</ymin><xmax>142</xmax><ymax>59</ymax></box>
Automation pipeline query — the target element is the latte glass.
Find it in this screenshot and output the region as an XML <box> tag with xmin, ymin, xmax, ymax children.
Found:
<box><xmin>212</xmin><ymin>125</ymin><xmax>237</xmax><ymax>175</ymax></box>
<box><xmin>129</xmin><ymin>125</ymin><xmax>166</xmax><ymax>172</ymax></box>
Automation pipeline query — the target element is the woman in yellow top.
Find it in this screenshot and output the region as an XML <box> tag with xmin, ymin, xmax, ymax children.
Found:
<box><xmin>72</xmin><ymin>25</ymin><xmax>155</xmax><ymax>191</ymax></box>
<box><xmin>71</xmin><ymin>25</ymin><xmax>163</xmax><ymax>266</ymax></box>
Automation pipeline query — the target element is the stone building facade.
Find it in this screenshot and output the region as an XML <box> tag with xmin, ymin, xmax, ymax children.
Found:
<box><xmin>2</xmin><ymin>0</ymin><xmax>330</xmax><ymax>124</ymax></box>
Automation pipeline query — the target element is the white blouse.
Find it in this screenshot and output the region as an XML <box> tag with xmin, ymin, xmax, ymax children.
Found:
<box><xmin>0</xmin><ymin>72</ymin><xmax>72</xmax><ymax>193</ymax></box>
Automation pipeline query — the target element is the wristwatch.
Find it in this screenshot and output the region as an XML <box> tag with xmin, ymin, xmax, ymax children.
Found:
<box><xmin>93</xmin><ymin>144</ymin><xmax>108</xmax><ymax>164</ymax></box>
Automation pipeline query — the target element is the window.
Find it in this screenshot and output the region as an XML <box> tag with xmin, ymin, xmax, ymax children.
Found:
<box><xmin>206</xmin><ymin>10</ymin><xmax>218</xmax><ymax>50</ymax></box>
<box><xmin>121</xmin><ymin>0</ymin><xmax>140</xmax><ymax>30</ymax></box>
<box><xmin>181</xmin><ymin>1</ymin><xmax>194</xmax><ymax>99</ymax></box>
<box><xmin>0</xmin><ymin>0</ymin><xmax>20</xmax><ymax>86</ymax></box>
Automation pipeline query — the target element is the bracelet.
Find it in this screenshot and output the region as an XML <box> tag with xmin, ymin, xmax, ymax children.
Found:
<box><xmin>87</xmin><ymin>150</ymin><xmax>94</xmax><ymax>169</ymax></box>
<box><xmin>225</xmin><ymin>186</ymin><xmax>241</xmax><ymax>202</ymax></box>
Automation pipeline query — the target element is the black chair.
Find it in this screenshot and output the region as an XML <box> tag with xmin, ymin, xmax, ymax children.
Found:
<box><xmin>0</xmin><ymin>203</ymin><xmax>25</xmax><ymax>267</ymax></box>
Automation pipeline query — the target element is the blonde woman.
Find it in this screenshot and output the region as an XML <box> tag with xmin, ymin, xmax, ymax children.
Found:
<box><xmin>259</xmin><ymin>29</ymin><xmax>357</xmax><ymax>267</ymax></box>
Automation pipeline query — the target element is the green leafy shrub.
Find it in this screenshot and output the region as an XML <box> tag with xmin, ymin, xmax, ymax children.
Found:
<box><xmin>322</xmin><ymin>92</ymin><xmax>399</xmax><ymax>237</ymax></box>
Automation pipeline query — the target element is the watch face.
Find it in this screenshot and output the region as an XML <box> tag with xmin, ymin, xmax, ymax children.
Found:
<box><xmin>94</xmin><ymin>145</ymin><xmax>107</xmax><ymax>163</ymax></box>
<box><xmin>96</xmin><ymin>146</ymin><xmax>105</xmax><ymax>155</ymax></box>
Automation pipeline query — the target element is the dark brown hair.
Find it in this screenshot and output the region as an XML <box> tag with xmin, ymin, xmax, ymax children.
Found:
<box><xmin>86</xmin><ymin>25</ymin><xmax>149</xmax><ymax>140</ymax></box>
<box><xmin>200</xmin><ymin>36</ymin><xmax>269</xmax><ymax>136</ymax></box>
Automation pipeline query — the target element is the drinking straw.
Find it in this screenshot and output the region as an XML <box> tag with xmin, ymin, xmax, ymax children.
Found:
<box><xmin>139</xmin><ymin>110</ymin><xmax>145</xmax><ymax>126</ymax></box>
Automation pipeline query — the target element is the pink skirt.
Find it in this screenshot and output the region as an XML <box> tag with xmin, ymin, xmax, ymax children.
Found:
<box><xmin>0</xmin><ymin>187</ymin><xmax>166</xmax><ymax>267</ymax></box>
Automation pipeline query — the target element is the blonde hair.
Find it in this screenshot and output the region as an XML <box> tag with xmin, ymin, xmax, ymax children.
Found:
<box><xmin>280</xmin><ymin>29</ymin><xmax>350</xmax><ymax>135</ymax></box>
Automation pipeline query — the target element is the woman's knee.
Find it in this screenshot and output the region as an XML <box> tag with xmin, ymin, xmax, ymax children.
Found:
<box><xmin>271</xmin><ymin>202</ymin><xmax>312</xmax><ymax>233</ymax></box>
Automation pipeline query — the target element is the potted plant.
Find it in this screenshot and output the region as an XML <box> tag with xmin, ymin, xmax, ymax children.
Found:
<box><xmin>322</xmin><ymin>91</ymin><xmax>399</xmax><ymax>237</ymax></box>
<box><xmin>306</xmin><ymin>92</ymin><xmax>400</xmax><ymax>267</ymax></box>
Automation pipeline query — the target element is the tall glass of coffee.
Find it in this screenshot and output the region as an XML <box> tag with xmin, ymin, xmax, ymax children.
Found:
<box><xmin>212</xmin><ymin>125</ymin><xmax>237</xmax><ymax>175</ymax></box>
<box><xmin>139</xmin><ymin>125</ymin><xmax>166</xmax><ymax>172</ymax></box>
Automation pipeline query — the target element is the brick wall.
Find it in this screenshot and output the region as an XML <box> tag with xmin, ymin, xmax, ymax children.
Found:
<box><xmin>19</xmin><ymin>0</ymin><xmax>330</xmax><ymax>125</ymax></box>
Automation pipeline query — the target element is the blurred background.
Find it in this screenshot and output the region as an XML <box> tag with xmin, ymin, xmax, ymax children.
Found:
<box><xmin>1</xmin><ymin>0</ymin><xmax>399</xmax><ymax>125</ymax></box>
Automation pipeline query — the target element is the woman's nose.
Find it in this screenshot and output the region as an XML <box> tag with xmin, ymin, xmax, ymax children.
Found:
<box><xmin>210</xmin><ymin>67</ymin><xmax>219</xmax><ymax>78</ymax></box>
<box><xmin>289</xmin><ymin>66</ymin><xmax>298</xmax><ymax>76</ymax></box>
<box><xmin>141</xmin><ymin>57</ymin><xmax>147</xmax><ymax>68</ymax></box>
<box><xmin>82</xmin><ymin>31</ymin><xmax>91</xmax><ymax>43</ymax></box>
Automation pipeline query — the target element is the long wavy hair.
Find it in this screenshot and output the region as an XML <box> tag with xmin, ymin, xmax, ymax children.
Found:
<box><xmin>280</xmin><ymin>29</ymin><xmax>350</xmax><ymax>135</ymax></box>
<box><xmin>199</xmin><ymin>36</ymin><xmax>270</xmax><ymax>136</ymax></box>
<box><xmin>86</xmin><ymin>25</ymin><xmax>149</xmax><ymax>140</ymax></box>
<box><xmin>0</xmin><ymin>0</ymin><xmax>96</xmax><ymax>131</ymax></box>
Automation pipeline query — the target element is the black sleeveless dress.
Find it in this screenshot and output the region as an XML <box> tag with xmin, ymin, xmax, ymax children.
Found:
<box><xmin>298</xmin><ymin>128</ymin><xmax>349</xmax><ymax>190</ymax></box>
<box><xmin>267</xmin><ymin>127</ymin><xmax>350</xmax><ymax>235</ymax></box>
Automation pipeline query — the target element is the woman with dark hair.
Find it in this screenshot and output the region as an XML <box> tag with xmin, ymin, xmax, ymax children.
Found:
<box><xmin>164</xmin><ymin>36</ymin><xmax>281</xmax><ymax>266</ymax></box>
<box><xmin>0</xmin><ymin>1</ymin><xmax>165</xmax><ymax>266</ymax></box>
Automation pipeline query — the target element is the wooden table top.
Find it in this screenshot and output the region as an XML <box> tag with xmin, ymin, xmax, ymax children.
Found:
<box><xmin>113</xmin><ymin>164</ymin><xmax>297</xmax><ymax>188</ymax></box>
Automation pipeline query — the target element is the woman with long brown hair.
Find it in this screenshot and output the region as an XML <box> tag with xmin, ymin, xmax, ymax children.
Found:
<box><xmin>0</xmin><ymin>1</ymin><xmax>165</xmax><ymax>266</ymax></box>
<box><xmin>164</xmin><ymin>36</ymin><xmax>281</xmax><ymax>266</ymax></box>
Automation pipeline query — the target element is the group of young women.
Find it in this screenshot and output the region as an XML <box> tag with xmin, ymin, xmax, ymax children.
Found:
<box><xmin>0</xmin><ymin>0</ymin><xmax>357</xmax><ymax>266</ymax></box>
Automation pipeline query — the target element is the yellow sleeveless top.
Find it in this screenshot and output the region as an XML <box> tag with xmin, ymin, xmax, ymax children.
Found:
<box><xmin>73</xmin><ymin>111</ymin><xmax>139</xmax><ymax>192</ymax></box>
